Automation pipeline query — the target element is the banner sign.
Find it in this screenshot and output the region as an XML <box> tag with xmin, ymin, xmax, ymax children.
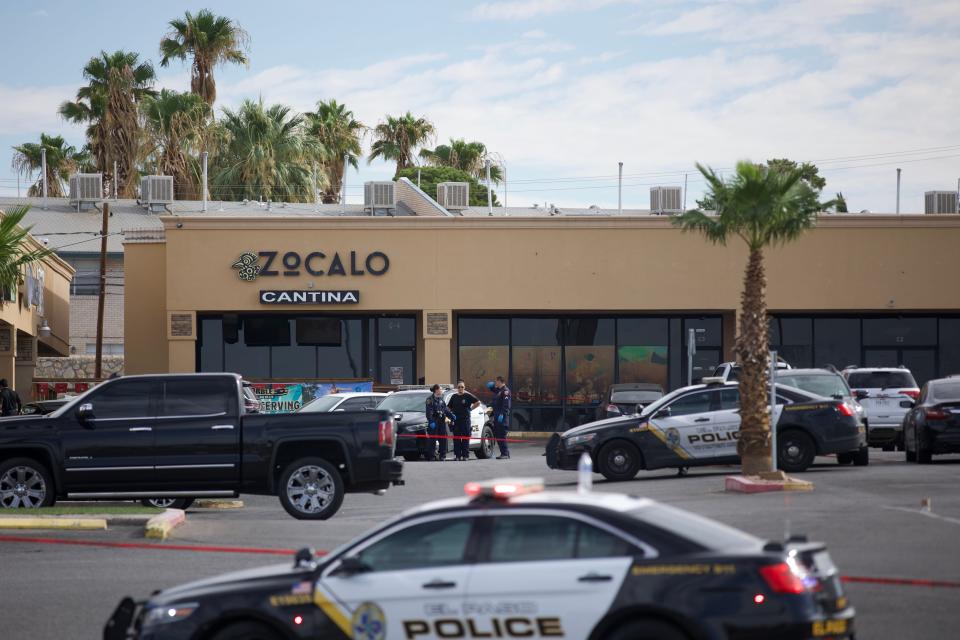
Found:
<box><xmin>253</xmin><ymin>381</ymin><xmax>375</xmax><ymax>413</ymax></box>
<box><xmin>301</xmin><ymin>381</ymin><xmax>374</xmax><ymax>404</ymax></box>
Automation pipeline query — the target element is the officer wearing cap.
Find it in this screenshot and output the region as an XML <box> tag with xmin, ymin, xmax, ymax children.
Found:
<box><xmin>488</xmin><ymin>376</ymin><xmax>512</xmax><ymax>459</ymax></box>
<box><xmin>448</xmin><ymin>381</ymin><xmax>480</xmax><ymax>461</ymax></box>
<box><xmin>425</xmin><ymin>384</ymin><xmax>456</xmax><ymax>461</ymax></box>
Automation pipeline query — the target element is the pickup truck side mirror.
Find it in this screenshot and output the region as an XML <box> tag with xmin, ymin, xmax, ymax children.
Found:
<box><xmin>76</xmin><ymin>403</ymin><xmax>94</xmax><ymax>424</ymax></box>
<box><xmin>899</xmin><ymin>400</ymin><xmax>915</xmax><ymax>409</ymax></box>
<box><xmin>332</xmin><ymin>556</ymin><xmax>371</xmax><ymax>577</ymax></box>
<box><xmin>654</xmin><ymin>407</ymin><xmax>671</xmax><ymax>419</ymax></box>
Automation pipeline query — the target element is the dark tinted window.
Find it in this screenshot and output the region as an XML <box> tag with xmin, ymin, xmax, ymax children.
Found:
<box><xmin>296</xmin><ymin>318</ymin><xmax>342</xmax><ymax>346</ymax></box>
<box><xmin>199</xmin><ymin>318</ymin><xmax>224</xmax><ymax>371</ymax></box>
<box><xmin>930</xmin><ymin>382</ymin><xmax>960</xmax><ymax>402</ymax></box>
<box><xmin>357</xmin><ymin>518</ymin><xmax>473</xmax><ymax>571</ymax></box>
<box><xmin>684</xmin><ymin>318</ymin><xmax>722</xmax><ymax>347</ymax></box>
<box><xmin>378</xmin><ymin>317</ymin><xmax>415</xmax><ymax>347</ymax></box>
<box><xmin>940</xmin><ymin>319</ymin><xmax>960</xmax><ymax>379</ymax></box>
<box><xmin>846</xmin><ymin>371</ymin><xmax>917</xmax><ymax>389</ymax></box>
<box><xmin>719</xmin><ymin>388</ymin><xmax>740</xmax><ymax>410</ymax></box>
<box><xmin>577</xmin><ymin>524</ymin><xmax>637</xmax><ymax>558</ymax></box>
<box><xmin>666</xmin><ymin>390</ymin><xmax>717</xmax><ymax>416</ymax></box>
<box><xmin>163</xmin><ymin>379</ymin><xmax>232</xmax><ymax>416</ymax></box>
<box><xmin>89</xmin><ymin>380</ymin><xmax>159</xmax><ymax>419</ymax></box>
<box><xmin>459</xmin><ymin>318</ymin><xmax>509</xmax><ymax>345</ymax></box>
<box><xmin>244</xmin><ymin>317</ymin><xmax>290</xmax><ymax>346</ymax></box>
<box><xmin>490</xmin><ymin>516</ymin><xmax>576</xmax><ymax>562</ymax></box>
<box><xmin>617</xmin><ymin>318</ymin><xmax>668</xmax><ymax>345</ymax></box>
<box><xmin>814</xmin><ymin>319</ymin><xmax>860</xmax><ymax>369</ymax></box>
<box><xmin>512</xmin><ymin>318</ymin><xmax>560</xmax><ymax>346</ymax></box>
<box><xmin>863</xmin><ymin>318</ymin><xmax>937</xmax><ymax>347</ymax></box>
<box><xmin>564</xmin><ymin>318</ymin><xmax>614</xmax><ymax>345</ymax></box>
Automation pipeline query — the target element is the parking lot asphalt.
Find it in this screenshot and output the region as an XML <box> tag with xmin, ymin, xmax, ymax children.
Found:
<box><xmin>2</xmin><ymin>444</ymin><xmax>959</xmax><ymax>639</ymax></box>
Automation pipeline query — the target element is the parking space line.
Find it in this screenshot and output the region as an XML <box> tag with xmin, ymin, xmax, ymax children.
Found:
<box><xmin>882</xmin><ymin>505</ymin><xmax>960</xmax><ymax>527</ymax></box>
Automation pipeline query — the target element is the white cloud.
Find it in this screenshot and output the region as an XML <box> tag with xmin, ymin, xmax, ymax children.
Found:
<box><xmin>578</xmin><ymin>50</ymin><xmax>627</xmax><ymax>64</ymax></box>
<box><xmin>522</xmin><ymin>29</ymin><xmax>547</xmax><ymax>38</ymax></box>
<box><xmin>472</xmin><ymin>0</ymin><xmax>634</xmax><ymax>21</ymax></box>
<box><xmin>0</xmin><ymin>83</ymin><xmax>79</xmax><ymax>136</ymax></box>
<box><xmin>31</xmin><ymin>9</ymin><xmax>49</xmax><ymax>17</ymax></box>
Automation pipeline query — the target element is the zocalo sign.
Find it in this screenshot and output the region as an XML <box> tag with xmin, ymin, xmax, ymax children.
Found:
<box><xmin>260</xmin><ymin>290</ymin><xmax>360</xmax><ymax>305</ymax></box>
<box><xmin>232</xmin><ymin>250</ymin><xmax>388</xmax><ymax>281</ymax></box>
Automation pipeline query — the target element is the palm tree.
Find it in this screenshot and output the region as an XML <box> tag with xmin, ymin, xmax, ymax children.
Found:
<box><xmin>673</xmin><ymin>161</ymin><xmax>825</xmax><ymax>476</ymax></box>
<box><xmin>11</xmin><ymin>134</ymin><xmax>87</xmax><ymax>198</ymax></box>
<box><xmin>368</xmin><ymin>112</ymin><xmax>435</xmax><ymax>174</ymax></box>
<box><xmin>59</xmin><ymin>50</ymin><xmax>156</xmax><ymax>198</ymax></box>
<box><xmin>304</xmin><ymin>100</ymin><xmax>365</xmax><ymax>203</ymax></box>
<box><xmin>212</xmin><ymin>98</ymin><xmax>325</xmax><ymax>203</ymax></box>
<box><xmin>141</xmin><ymin>90</ymin><xmax>211</xmax><ymax>199</ymax></box>
<box><xmin>160</xmin><ymin>9</ymin><xmax>250</xmax><ymax>107</ymax></box>
<box><xmin>0</xmin><ymin>205</ymin><xmax>52</xmax><ymax>299</ymax></box>
<box><xmin>419</xmin><ymin>138</ymin><xmax>502</xmax><ymax>183</ymax></box>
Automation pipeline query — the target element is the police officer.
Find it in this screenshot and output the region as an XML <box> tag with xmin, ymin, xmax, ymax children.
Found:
<box><xmin>447</xmin><ymin>380</ymin><xmax>480</xmax><ymax>461</ymax></box>
<box><xmin>425</xmin><ymin>384</ymin><xmax>455</xmax><ymax>461</ymax></box>
<box><xmin>489</xmin><ymin>376</ymin><xmax>512</xmax><ymax>459</ymax></box>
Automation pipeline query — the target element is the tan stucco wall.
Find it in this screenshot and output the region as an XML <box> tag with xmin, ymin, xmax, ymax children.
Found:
<box><xmin>125</xmin><ymin>214</ymin><xmax>960</xmax><ymax>379</ymax></box>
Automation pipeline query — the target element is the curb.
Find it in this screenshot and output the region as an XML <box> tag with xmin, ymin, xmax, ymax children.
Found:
<box><xmin>725</xmin><ymin>475</ymin><xmax>814</xmax><ymax>493</ymax></box>
<box><xmin>512</xmin><ymin>432</ymin><xmax>554</xmax><ymax>439</ymax></box>
<box><xmin>0</xmin><ymin>517</ymin><xmax>108</xmax><ymax>531</ymax></box>
<box><xmin>194</xmin><ymin>499</ymin><xmax>244</xmax><ymax>510</ymax></box>
<box><xmin>144</xmin><ymin>509</ymin><xmax>186</xmax><ymax>540</ymax></box>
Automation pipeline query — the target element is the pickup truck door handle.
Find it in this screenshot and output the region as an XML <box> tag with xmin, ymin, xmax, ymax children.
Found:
<box><xmin>128</xmin><ymin>427</ymin><xmax>153</xmax><ymax>432</ymax></box>
<box><xmin>578</xmin><ymin>573</ymin><xmax>613</xmax><ymax>583</ymax></box>
<box><xmin>422</xmin><ymin>579</ymin><xmax>457</xmax><ymax>590</ymax></box>
<box><xmin>211</xmin><ymin>425</ymin><xmax>235</xmax><ymax>431</ymax></box>
<box><xmin>694</xmin><ymin>418</ymin><xmax>710</xmax><ymax>423</ymax></box>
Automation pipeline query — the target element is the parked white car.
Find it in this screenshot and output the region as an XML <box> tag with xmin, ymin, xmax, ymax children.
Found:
<box><xmin>712</xmin><ymin>359</ymin><xmax>792</xmax><ymax>382</ymax></box>
<box><xmin>842</xmin><ymin>366</ymin><xmax>919</xmax><ymax>450</ymax></box>
<box><xmin>298</xmin><ymin>392</ymin><xmax>388</xmax><ymax>413</ymax></box>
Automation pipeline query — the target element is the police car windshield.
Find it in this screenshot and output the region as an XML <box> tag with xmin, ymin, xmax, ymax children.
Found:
<box><xmin>378</xmin><ymin>392</ymin><xmax>431</xmax><ymax>413</ymax></box>
<box><xmin>633</xmin><ymin>503</ymin><xmax>761</xmax><ymax>550</ymax></box>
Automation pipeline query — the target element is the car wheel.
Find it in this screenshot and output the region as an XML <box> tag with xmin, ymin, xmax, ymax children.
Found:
<box><xmin>777</xmin><ymin>430</ymin><xmax>815</xmax><ymax>473</ymax></box>
<box><xmin>0</xmin><ymin>457</ymin><xmax>55</xmax><ymax>509</ymax></box>
<box><xmin>140</xmin><ymin>498</ymin><xmax>195</xmax><ymax>510</ymax></box>
<box><xmin>917</xmin><ymin>430</ymin><xmax>933</xmax><ymax>464</ymax></box>
<box><xmin>475</xmin><ymin>425</ymin><xmax>495</xmax><ymax>459</ymax></box>
<box><xmin>836</xmin><ymin>452</ymin><xmax>854</xmax><ymax>465</ymax></box>
<box><xmin>210</xmin><ymin>620</ymin><xmax>284</xmax><ymax>640</ymax></box>
<box><xmin>905</xmin><ymin>430</ymin><xmax>917</xmax><ymax>462</ymax></box>
<box><xmin>852</xmin><ymin>445</ymin><xmax>869</xmax><ymax>467</ymax></box>
<box><xmin>278</xmin><ymin>457</ymin><xmax>344</xmax><ymax>520</ymax></box>
<box><xmin>597</xmin><ymin>441</ymin><xmax>642</xmax><ymax>482</ymax></box>
<box><xmin>605</xmin><ymin>619</ymin><xmax>689</xmax><ymax>640</ymax></box>
<box><xmin>402</xmin><ymin>453</ymin><xmax>421</xmax><ymax>462</ymax></box>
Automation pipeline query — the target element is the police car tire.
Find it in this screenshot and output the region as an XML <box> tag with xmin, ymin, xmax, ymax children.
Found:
<box><xmin>597</xmin><ymin>441</ymin><xmax>642</xmax><ymax>482</ymax></box>
<box><xmin>402</xmin><ymin>453</ymin><xmax>422</xmax><ymax>462</ymax></box>
<box><xmin>475</xmin><ymin>426</ymin><xmax>495</xmax><ymax>459</ymax></box>
<box><xmin>777</xmin><ymin>430</ymin><xmax>815</xmax><ymax>473</ymax></box>
<box><xmin>852</xmin><ymin>446</ymin><xmax>869</xmax><ymax>466</ymax></box>
<box><xmin>605</xmin><ymin>618</ymin><xmax>689</xmax><ymax>640</ymax></box>
<box><xmin>836</xmin><ymin>452</ymin><xmax>854</xmax><ymax>465</ymax></box>
<box><xmin>210</xmin><ymin>620</ymin><xmax>283</xmax><ymax>640</ymax></box>
<box><xmin>278</xmin><ymin>458</ymin><xmax>345</xmax><ymax>520</ymax></box>
<box><xmin>140</xmin><ymin>498</ymin><xmax>195</xmax><ymax>510</ymax></box>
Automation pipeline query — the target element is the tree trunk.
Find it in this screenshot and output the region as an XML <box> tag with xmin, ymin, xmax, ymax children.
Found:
<box><xmin>736</xmin><ymin>247</ymin><xmax>772</xmax><ymax>475</ymax></box>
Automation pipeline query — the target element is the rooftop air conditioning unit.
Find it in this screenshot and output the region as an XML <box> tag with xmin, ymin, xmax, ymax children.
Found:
<box><xmin>436</xmin><ymin>182</ymin><xmax>469</xmax><ymax>211</ymax></box>
<box><xmin>924</xmin><ymin>190</ymin><xmax>958</xmax><ymax>215</ymax></box>
<box><xmin>650</xmin><ymin>186</ymin><xmax>683</xmax><ymax>215</ymax></box>
<box><xmin>69</xmin><ymin>173</ymin><xmax>103</xmax><ymax>209</ymax></box>
<box><xmin>364</xmin><ymin>181</ymin><xmax>396</xmax><ymax>213</ymax></box>
<box><xmin>140</xmin><ymin>175</ymin><xmax>175</xmax><ymax>212</ymax></box>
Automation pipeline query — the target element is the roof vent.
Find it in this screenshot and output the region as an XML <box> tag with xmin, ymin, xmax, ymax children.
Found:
<box><xmin>364</xmin><ymin>181</ymin><xmax>396</xmax><ymax>215</ymax></box>
<box><xmin>924</xmin><ymin>191</ymin><xmax>958</xmax><ymax>214</ymax></box>
<box><xmin>436</xmin><ymin>182</ymin><xmax>469</xmax><ymax>210</ymax></box>
<box><xmin>650</xmin><ymin>186</ymin><xmax>682</xmax><ymax>215</ymax></box>
<box><xmin>69</xmin><ymin>173</ymin><xmax>103</xmax><ymax>210</ymax></box>
<box><xmin>140</xmin><ymin>175</ymin><xmax>174</xmax><ymax>212</ymax></box>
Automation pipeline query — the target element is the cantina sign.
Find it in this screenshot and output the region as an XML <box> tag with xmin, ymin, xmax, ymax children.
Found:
<box><xmin>232</xmin><ymin>250</ymin><xmax>389</xmax><ymax>281</ymax></box>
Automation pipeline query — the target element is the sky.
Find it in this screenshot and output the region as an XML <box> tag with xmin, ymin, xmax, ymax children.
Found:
<box><xmin>1</xmin><ymin>0</ymin><xmax>959</xmax><ymax>212</ymax></box>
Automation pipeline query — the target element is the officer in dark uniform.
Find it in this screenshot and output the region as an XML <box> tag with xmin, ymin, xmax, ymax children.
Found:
<box><xmin>489</xmin><ymin>376</ymin><xmax>512</xmax><ymax>459</ymax></box>
<box><xmin>425</xmin><ymin>384</ymin><xmax>455</xmax><ymax>461</ymax></box>
<box><xmin>447</xmin><ymin>381</ymin><xmax>480</xmax><ymax>461</ymax></box>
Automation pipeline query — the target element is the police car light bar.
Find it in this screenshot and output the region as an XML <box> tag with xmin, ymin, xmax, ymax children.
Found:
<box><xmin>464</xmin><ymin>478</ymin><xmax>545</xmax><ymax>499</ymax></box>
<box><xmin>701</xmin><ymin>376</ymin><xmax>726</xmax><ymax>385</ymax></box>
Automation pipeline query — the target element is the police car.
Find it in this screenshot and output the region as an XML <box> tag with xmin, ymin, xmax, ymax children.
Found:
<box><xmin>105</xmin><ymin>478</ymin><xmax>855</xmax><ymax>640</ymax></box>
<box><xmin>547</xmin><ymin>379</ymin><xmax>867</xmax><ymax>480</ymax></box>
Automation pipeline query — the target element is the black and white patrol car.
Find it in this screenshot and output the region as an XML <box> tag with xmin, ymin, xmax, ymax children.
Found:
<box><xmin>547</xmin><ymin>380</ymin><xmax>867</xmax><ymax>481</ymax></box>
<box><xmin>105</xmin><ymin>478</ymin><xmax>855</xmax><ymax>640</ymax></box>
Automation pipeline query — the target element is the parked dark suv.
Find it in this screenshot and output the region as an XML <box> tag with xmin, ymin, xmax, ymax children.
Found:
<box><xmin>596</xmin><ymin>383</ymin><xmax>664</xmax><ymax>420</ymax></box>
<box><xmin>903</xmin><ymin>377</ymin><xmax>960</xmax><ymax>463</ymax></box>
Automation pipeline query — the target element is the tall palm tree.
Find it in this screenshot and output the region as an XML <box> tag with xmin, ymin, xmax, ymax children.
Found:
<box><xmin>419</xmin><ymin>138</ymin><xmax>502</xmax><ymax>183</ymax></box>
<box><xmin>304</xmin><ymin>100</ymin><xmax>365</xmax><ymax>203</ymax></box>
<box><xmin>673</xmin><ymin>161</ymin><xmax>825</xmax><ymax>476</ymax></box>
<box><xmin>11</xmin><ymin>134</ymin><xmax>87</xmax><ymax>198</ymax></box>
<box><xmin>212</xmin><ymin>98</ymin><xmax>325</xmax><ymax>203</ymax></box>
<box><xmin>0</xmin><ymin>205</ymin><xmax>52</xmax><ymax>299</ymax></box>
<box><xmin>141</xmin><ymin>89</ymin><xmax>211</xmax><ymax>199</ymax></box>
<box><xmin>160</xmin><ymin>9</ymin><xmax>250</xmax><ymax>107</ymax></box>
<box><xmin>368</xmin><ymin>112</ymin><xmax>435</xmax><ymax>174</ymax></box>
<box><xmin>59</xmin><ymin>50</ymin><xmax>156</xmax><ymax>198</ymax></box>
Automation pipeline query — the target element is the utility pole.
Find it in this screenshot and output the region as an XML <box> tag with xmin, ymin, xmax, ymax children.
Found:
<box><xmin>618</xmin><ymin>162</ymin><xmax>623</xmax><ymax>216</ymax></box>
<box><xmin>770</xmin><ymin>350</ymin><xmax>778</xmax><ymax>471</ymax></box>
<box><xmin>896</xmin><ymin>168</ymin><xmax>901</xmax><ymax>214</ymax></box>
<box><xmin>201</xmin><ymin>151</ymin><xmax>208</xmax><ymax>212</ymax></box>
<box><xmin>94</xmin><ymin>202</ymin><xmax>109</xmax><ymax>379</ymax></box>
<box><xmin>41</xmin><ymin>147</ymin><xmax>47</xmax><ymax>209</ymax></box>
<box><xmin>683</xmin><ymin>173</ymin><xmax>688</xmax><ymax>211</ymax></box>
<box><xmin>486</xmin><ymin>159</ymin><xmax>493</xmax><ymax>215</ymax></box>
<box><xmin>342</xmin><ymin>154</ymin><xmax>348</xmax><ymax>212</ymax></box>
<box><xmin>113</xmin><ymin>161</ymin><xmax>118</xmax><ymax>199</ymax></box>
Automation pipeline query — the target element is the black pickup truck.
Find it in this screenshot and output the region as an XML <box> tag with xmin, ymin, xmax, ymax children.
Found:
<box><xmin>0</xmin><ymin>373</ymin><xmax>403</xmax><ymax>519</ymax></box>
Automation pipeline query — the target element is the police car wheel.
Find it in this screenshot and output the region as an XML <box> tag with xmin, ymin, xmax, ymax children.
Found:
<box><xmin>475</xmin><ymin>426</ymin><xmax>495</xmax><ymax>459</ymax></box>
<box><xmin>278</xmin><ymin>457</ymin><xmax>344</xmax><ymax>520</ymax></box>
<box><xmin>777</xmin><ymin>430</ymin><xmax>815</xmax><ymax>473</ymax></box>
<box><xmin>210</xmin><ymin>620</ymin><xmax>283</xmax><ymax>640</ymax></box>
<box><xmin>605</xmin><ymin>618</ymin><xmax>689</xmax><ymax>640</ymax></box>
<box><xmin>597</xmin><ymin>441</ymin><xmax>642</xmax><ymax>482</ymax></box>
<box><xmin>140</xmin><ymin>498</ymin><xmax>194</xmax><ymax>510</ymax></box>
<box><xmin>836</xmin><ymin>452</ymin><xmax>854</xmax><ymax>465</ymax></box>
<box><xmin>402</xmin><ymin>453</ymin><xmax>421</xmax><ymax>462</ymax></box>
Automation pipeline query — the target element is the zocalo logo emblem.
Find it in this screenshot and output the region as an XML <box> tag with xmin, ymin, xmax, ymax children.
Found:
<box><xmin>231</xmin><ymin>250</ymin><xmax>389</xmax><ymax>281</ymax></box>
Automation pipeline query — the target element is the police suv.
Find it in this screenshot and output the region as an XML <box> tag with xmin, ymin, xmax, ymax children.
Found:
<box><xmin>105</xmin><ymin>478</ymin><xmax>855</xmax><ymax>640</ymax></box>
<box><xmin>547</xmin><ymin>379</ymin><xmax>867</xmax><ymax>480</ymax></box>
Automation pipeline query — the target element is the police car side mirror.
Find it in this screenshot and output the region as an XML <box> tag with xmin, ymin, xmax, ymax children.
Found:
<box><xmin>332</xmin><ymin>556</ymin><xmax>371</xmax><ymax>577</ymax></box>
<box><xmin>899</xmin><ymin>400</ymin><xmax>915</xmax><ymax>409</ymax></box>
<box><xmin>654</xmin><ymin>407</ymin><xmax>671</xmax><ymax>419</ymax></box>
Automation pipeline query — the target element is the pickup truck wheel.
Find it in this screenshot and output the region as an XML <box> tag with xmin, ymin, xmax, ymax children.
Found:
<box><xmin>279</xmin><ymin>458</ymin><xmax>344</xmax><ymax>520</ymax></box>
<box><xmin>0</xmin><ymin>458</ymin><xmax>55</xmax><ymax>509</ymax></box>
<box><xmin>140</xmin><ymin>498</ymin><xmax>194</xmax><ymax>510</ymax></box>
<box><xmin>777</xmin><ymin>430</ymin><xmax>815</xmax><ymax>473</ymax></box>
<box><xmin>475</xmin><ymin>425</ymin><xmax>495</xmax><ymax>459</ymax></box>
<box><xmin>210</xmin><ymin>620</ymin><xmax>283</xmax><ymax>640</ymax></box>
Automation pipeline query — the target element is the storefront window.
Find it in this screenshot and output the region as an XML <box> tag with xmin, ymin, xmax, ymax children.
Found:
<box><xmin>380</xmin><ymin>350</ymin><xmax>414</xmax><ymax>385</ymax></box>
<box><xmin>272</xmin><ymin>319</ymin><xmax>316</xmax><ymax>379</ymax></box>
<box><xmin>813</xmin><ymin>318</ymin><xmax>860</xmax><ymax>369</ymax></box>
<box><xmin>769</xmin><ymin>317</ymin><xmax>813</xmax><ymax>368</ymax></box>
<box><xmin>317</xmin><ymin>319</ymin><xmax>364</xmax><ymax>378</ymax></box>
<box><xmin>199</xmin><ymin>318</ymin><xmax>224</xmax><ymax>372</ymax></box>
<box><xmin>940</xmin><ymin>319</ymin><xmax>960</xmax><ymax>378</ymax></box>
<box><xmin>863</xmin><ymin>317</ymin><xmax>937</xmax><ymax>347</ymax></box>
<box><xmin>512</xmin><ymin>319</ymin><xmax>562</xmax><ymax>405</ymax></box>
<box><xmin>224</xmin><ymin>321</ymin><xmax>270</xmax><ymax>378</ymax></box>
<box><xmin>617</xmin><ymin>318</ymin><xmax>668</xmax><ymax>388</ymax></box>
<box><xmin>378</xmin><ymin>317</ymin><xmax>415</xmax><ymax>347</ymax></box>
<box><xmin>459</xmin><ymin>346</ymin><xmax>508</xmax><ymax>403</ymax></box>
<box><xmin>565</xmin><ymin>319</ymin><xmax>614</xmax><ymax>405</ymax></box>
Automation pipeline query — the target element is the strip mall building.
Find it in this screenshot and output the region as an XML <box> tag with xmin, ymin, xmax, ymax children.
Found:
<box><xmin>124</xmin><ymin>211</ymin><xmax>960</xmax><ymax>432</ymax></box>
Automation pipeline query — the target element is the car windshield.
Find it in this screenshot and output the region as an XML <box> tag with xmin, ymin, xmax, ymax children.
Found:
<box><xmin>611</xmin><ymin>390</ymin><xmax>663</xmax><ymax>405</ymax></box>
<box><xmin>776</xmin><ymin>373</ymin><xmax>850</xmax><ymax>398</ymax></box>
<box><xmin>847</xmin><ymin>371</ymin><xmax>916</xmax><ymax>389</ymax></box>
<box><xmin>631</xmin><ymin>503</ymin><xmax>761</xmax><ymax>551</ymax></box>
<box><xmin>638</xmin><ymin>386</ymin><xmax>697</xmax><ymax>418</ymax></box>
<box><xmin>298</xmin><ymin>395</ymin><xmax>343</xmax><ymax>413</ymax></box>
<box><xmin>931</xmin><ymin>382</ymin><xmax>960</xmax><ymax>402</ymax></box>
<box><xmin>378</xmin><ymin>392</ymin><xmax>430</xmax><ymax>413</ymax></box>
